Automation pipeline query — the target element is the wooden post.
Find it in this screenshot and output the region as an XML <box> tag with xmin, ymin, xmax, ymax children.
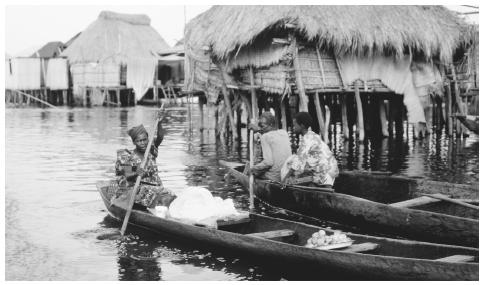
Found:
<box><xmin>340</xmin><ymin>93</ymin><xmax>349</xmax><ymax>139</ymax></box>
<box><xmin>314</xmin><ymin>91</ymin><xmax>326</xmax><ymax>140</ymax></box>
<box><xmin>116</xmin><ymin>88</ymin><xmax>121</xmax><ymax>107</ymax></box>
<box><xmin>324</xmin><ymin>105</ymin><xmax>330</xmax><ymax>143</ymax></box>
<box><xmin>62</xmin><ymin>90</ymin><xmax>67</xmax><ymax>106</ymax></box>
<box><xmin>379</xmin><ymin>98</ymin><xmax>389</xmax><ymax>137</ymax></box>
<box><xmin>82</xmin><ymin>87</ymin><xmax>87</xmax><ymax>107</ymax></box>
<box><xmin>280</xmin><ymin>97</ymin><xmax>287</xmax><ymax>131</ymax></box>
<box><xmin>395</xmin><ymin>95</ymin><xmax>404</xmax><ymax>138</ymax></box>
<box><xmin>199</xmin><ymin>95</ymin><xmax>204</xmax><ymax>131</ymax></box>
<box><xmin>446</xmin><ymin>82</ymin><xmax>453</xmax><ymax>137</ymax></box>
<box><xmin>291</xmin><ymin>36</ymin><xmax>309</xmax><ymax>112</ymax></box>
<box><xmin>218</xmin><ymin>62</ymin><xmax>238</xmax><ymax>140</ymax></box>
<box><xmin>354</xmin><ymin>82</ymin><xmax>365</xmax><ymax>141</ymax></box>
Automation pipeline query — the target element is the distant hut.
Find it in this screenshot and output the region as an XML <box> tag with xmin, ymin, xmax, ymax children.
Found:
<box><xmin>184</xmin><ymin>6</ymin><xmax>470</xmax><ymax>140</ymax></box>
<box><xmin>30</xmin><ymin>41</ymin><xmax>70</xmax><ymax>104</ymax></box>
<box><xmin>61</xmin><ymin>11</ymin><xmax>170</xmax><ymax>106</ymax></box>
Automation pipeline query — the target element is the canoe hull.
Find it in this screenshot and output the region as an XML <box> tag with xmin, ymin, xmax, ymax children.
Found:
<box><xmin>97</xmin><ymin>183</ymin><xmax>478</xmax><ymax>280</ymax></box>
<box><xmin>227</xmin><ymin>168</ymin><xmax>479</xmax><ymax>248</ymax></box>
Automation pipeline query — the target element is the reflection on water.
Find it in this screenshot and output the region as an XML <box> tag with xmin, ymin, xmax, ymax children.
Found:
<box><xmin>5</xmin><ymin>104</ymin><xmax>478</xmax><ymax>280</ymax></box>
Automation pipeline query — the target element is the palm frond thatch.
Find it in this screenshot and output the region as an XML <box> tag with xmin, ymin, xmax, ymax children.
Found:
<box><xmin>62</xmin><ymin>11</ymin><xmax>170</xmax><ymax>64</ymax></box>
<box><xmin>186</xmin><ymin>5</ymin><xmax>468</xmax><ymax>63</ymax></box>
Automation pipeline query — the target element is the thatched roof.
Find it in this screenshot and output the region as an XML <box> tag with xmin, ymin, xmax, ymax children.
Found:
<box><xmin>186</xmin><ymin>5</ymin><xmax>469</xmax><ymax>63</ymax></box>
<box><xmin>62</xmin><ymin>11</ymin><xmax>170</xmax><ymax>64</ymax></box>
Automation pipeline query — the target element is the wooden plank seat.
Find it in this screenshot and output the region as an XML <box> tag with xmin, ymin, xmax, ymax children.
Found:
<box><xmin>390</xmin><ymin>196</ymin><xmax>441</xmax><ymax>208</ymax></box>
<box><xmin>217</xmin><ymin>217</ymin><xmax>251</xmax><ymax>227</ymax></box>
<box><xmin>435</xmin><ymin>255</ymin><xmax>475</xmax><ymax>263</ymax></box>
<box><xmin>245</xmin><ymin>229</ymin><xmax>296</xmax><ymax>239</ymax></box>
<box><xmin>337</xmin><ymin>242</ymin><xmax>379</xmax><ymax>253</ymax></box>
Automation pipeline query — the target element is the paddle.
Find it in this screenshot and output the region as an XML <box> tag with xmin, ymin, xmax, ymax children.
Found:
<box><xmin>422</xmin><ymin>193</ymin><xmax>479</xmax><ymax>211</ymax></box>
<box><xmin>120</xmin><ymin>103</ymin><xmax>165</xmax><ymax>236</ymax></box>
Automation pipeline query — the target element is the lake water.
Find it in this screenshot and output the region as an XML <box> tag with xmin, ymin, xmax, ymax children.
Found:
<box><xmin>4</xmin><ymin>104</ymin><xmax>478</xmax><ymax>280</ymax></box>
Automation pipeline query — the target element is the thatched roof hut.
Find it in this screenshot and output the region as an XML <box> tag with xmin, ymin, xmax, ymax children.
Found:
<box><xmin>61</xmin><ymin>11</ymin><xmax>171</xmax><ymax>102</ymax></box>
<box><xmin>184</xmin><ymin>5</ymin><xmax>470</xmax><ymax>126</ymax></box>
<box><xmin>62</xmin><ymin>11</ymin><xmax>169</xmax><ymax>64</ymax></box>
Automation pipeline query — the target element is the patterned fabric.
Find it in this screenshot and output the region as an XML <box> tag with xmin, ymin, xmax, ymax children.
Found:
<box><xmin>113</xmin><ymin>146</ymin><xmax>165</xmax><ymax>208</ymax></box>
<box><xmin>281</xmin><ymin>130</ymin><xmax>339</xmax><ymax>185</ymax></box>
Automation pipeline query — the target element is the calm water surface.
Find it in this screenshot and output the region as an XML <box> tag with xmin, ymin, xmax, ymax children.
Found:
<box><xmin>5</xmin><ymin>104</ymin><xmax>478</xmax><ymax>280</ymax></box>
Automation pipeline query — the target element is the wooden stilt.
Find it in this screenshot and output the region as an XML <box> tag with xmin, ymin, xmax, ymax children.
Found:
<box><xmin>340</xmin><ymin>93</ymin><xmax>349</xmax><ymax>139</ymax></box>
<box><xmin>116</xmin><ymin>88</ymin><xmax>121</xmax><ymax>107</ymax></box>
<box><xmin>446</xmin><ymin>83</ymin><xmax>453</xmax><ymax>137</ymax></box>
<box><xmin>218</xmin><ymin>62</ymin><xmax>238</xmax><ymax>140</ymax></box>
<box><xmin>199</xmin><ymin>95</ymin><xmax>205</xmax><ymax>131</ymax></box>
<box><xmin>62</xmin><ymin>90</ymin><xmax>67</xmax><ymax>106</ymax></box>
<box><xmin>379</xmin><ymin>98</ymin><xmax>389</xmax><ymax>137</ymax></box>
<box><xmin>324</xmin><ymin>105</ymin><xmax>330</xmax><ymax>143</ymax></box>
<box><xmin>395</xmin><ymin>95</ymin><xmax>404</xmax><ymax>138</ymax></box>
<box><xmin>354</xmin><ymin>82</ymin><xmax>365</xmax><ymax>141</ymax></box>
<box><xmin>292</xmin><ymin>36</ymin><xmax>309</xmax><ymax>112</ymax></box>
<box><xmin>314</xmin><ymin>91</ymin><xmax>326</xmax><ymax>140</ymax></box>
<box><xmin>280</xmin><ymin>97</ymin><xmax>287</xmax><ymax>131</ymax></box>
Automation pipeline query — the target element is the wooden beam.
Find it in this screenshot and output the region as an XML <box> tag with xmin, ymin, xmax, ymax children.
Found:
<box><xmin>245</xmin><ymin>229</ymin><xmax>295</xmax><ymax>239</ymax></box>
<box><xmin>217</xmin><ymin>217</ymin><xmax>251</xmax><ymax>227</ymax></box>
<box><xmin>272</xmin><ymin>38</ymin><xmax>291</xmax><ymax>45</ymax></box>
<box><xmin>422</xmin><ymin>193</ymin><xmax>479</xmax><ymax>210</ymax></box>
<box><xmin>337</xmin><ymin>242</ymin><xmax>379</xmax><ymax>253</ymax></box>
<box><xmin>291</xmin><ymin>36</ymin><xmax>309</xmax><ymax>112</ymax></box>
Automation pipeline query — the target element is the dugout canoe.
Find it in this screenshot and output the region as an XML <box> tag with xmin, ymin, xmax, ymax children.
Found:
<box><xmin>220</xmin><ymin>160</ymin><xmax>478</xmax><ymax>248</ymax></box>
<box><xmin>97</xmin><ymin>181</ymin><xmax>478</xmax><ymax>281</ymax></box>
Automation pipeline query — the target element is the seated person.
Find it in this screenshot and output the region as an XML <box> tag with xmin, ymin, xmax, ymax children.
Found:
<box><xmin>281</xmin><ymin>112</ymin><xmax>339</xmax><ymax>186</ymax></box>
<box><xmin>248</xmin><ymin>112</ymin><xmax>292</xmax><ymax>182</ymax></box>
<box><xmin>113</xmin><ymin>117</ymin><xmax>176</xmax><ymax>209</ymax></box>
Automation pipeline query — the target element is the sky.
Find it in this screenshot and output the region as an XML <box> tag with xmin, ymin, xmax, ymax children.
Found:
<box><xmin>5</xmin><ymin>5</ymin><xmax>211</xmax><ymax>56</ymax></box>
<box><xmin>2</xmin><ymin>3</ymin><xmax>480</xmax><ymax>56</ymax></box>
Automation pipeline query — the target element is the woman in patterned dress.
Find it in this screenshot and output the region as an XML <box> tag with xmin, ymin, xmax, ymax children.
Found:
<box><xmin>114</xmin><ymin>116</ymin><xmax>175</xmax><ymax>209</ymax></box>
<box><xmin>281</xmin><ymin>112</ymin><xmax>339</xmax><ymax>186</ymax></box>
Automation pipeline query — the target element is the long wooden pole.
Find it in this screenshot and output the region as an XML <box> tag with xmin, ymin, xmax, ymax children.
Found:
<box><xmin>247</xmin><ymin>66</ymin><xmax>257</xmax><ymax>210</ymax></box>
<box><xmin>14</xmin><ymin>90</ymin><xmax>58</xmax><ymax>109</ymax></box>
<box><xmin>121</xmin><ymin>103</ymin><xmax>165</xmax><ymax>236</ymax></box>
<box><xmin>422</xmin><ymin>193</ymin><xmax>479</xmax><ymax>211</ymax></box>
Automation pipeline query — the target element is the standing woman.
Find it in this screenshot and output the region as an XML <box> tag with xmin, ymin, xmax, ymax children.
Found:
<box><xmin>113</xmin><ymin>112</ymin><xmax>174</xmax><ymax>209</ymax></box>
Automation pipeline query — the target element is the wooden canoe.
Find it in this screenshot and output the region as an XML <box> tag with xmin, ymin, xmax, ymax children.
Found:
<box><xmin>97</xmin><ymin>181</ymin><xmax>478</xmax><ymax>281</ymax></box>
<box><xmin>455</xmin><ymin>114</ymin><xmax>479</xmax><ymax>134</ymax></box>
<box><xmin>220</xmin><ymin>161</ymin><xmax>478</xmax><ymax>248</ymax></box>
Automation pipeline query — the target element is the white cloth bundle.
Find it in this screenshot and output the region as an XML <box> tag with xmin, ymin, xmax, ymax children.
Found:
<box><xmin>167</xmin><ymin>186</ymin><xmax>243</xmax><ymax>227</ymax></box>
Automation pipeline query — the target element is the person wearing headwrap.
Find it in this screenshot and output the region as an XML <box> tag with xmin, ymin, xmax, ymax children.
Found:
<box><xmin>113</xmin><ymin>112</ymin><xmax>176</xmax><ymax>209</ymax></box>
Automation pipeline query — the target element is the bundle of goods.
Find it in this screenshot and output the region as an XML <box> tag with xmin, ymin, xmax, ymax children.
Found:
<box><xmin>305</xmin><ymin>230</ymin><xmax>353</xmax><ymax>250</ymax></box>
<box><xmin>151</xmin><ymin>186</ymin><xmax>248</xmax><ymax>228</ymax></box>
